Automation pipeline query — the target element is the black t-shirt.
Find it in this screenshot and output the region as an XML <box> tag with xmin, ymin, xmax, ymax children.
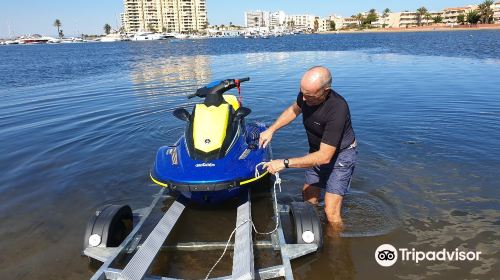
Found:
<box><xmin>296</xmin><ymin>90</ymin><xmax>355</xmax><ymax>153</ymax></box>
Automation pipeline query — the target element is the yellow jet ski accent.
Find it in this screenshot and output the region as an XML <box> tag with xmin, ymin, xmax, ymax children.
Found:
<box><xmin>193</xmin><ymin>103</ymin><xmax>230</xmax><ymax>153</ymax></box>
<box><xmin>223</xmin><ymin>94</ymin><xmax>240</xmax><ymax>111</ymax></box>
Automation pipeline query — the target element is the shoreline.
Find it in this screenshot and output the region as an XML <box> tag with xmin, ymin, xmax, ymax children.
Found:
<box><xmin>321</xmin><ymin>24</ymin><xmax>500</xmax><ymax>34</ymax></box>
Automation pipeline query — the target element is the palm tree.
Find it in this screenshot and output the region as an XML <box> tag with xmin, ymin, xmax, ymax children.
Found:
<box><xmin>147</xmin><ymin>23</ymin><xmax>155</xmax><ymax>32</ymax></box>
<box><xmin>365</xmin><ymin>9</ymin><xmax>378</xmax><ymax>26</ymax></box>
<box><xmin>355</xmin><ymin>13</ymin><xmax>364</xmax><ymax>28</ymax></box>
<box><xmin>253</xmin><ymin>16</ymin><xmax>259</xmax><ymax>27</ymax></box>
<box><xmin>104</xmin><ymin>24</ymin><xmax>112</xmax><ymax>35</ymax></box>
<box><xmin>424</xmin><ymin>12</ymin><xmax>433</xmax><ymax>25</ymax></box>
<box><xmin>433</xmin><ymin>15</ymin><xmax>443</xmax><ymax>24</ymax></box>
<box><xmin>478</xmin><ymin>0</ymin><xmax>494</xmax><ymax>24</ymax></box>
<box><xmin>313</xmin><ymin>18</ymin><xmax>319</xmax><ymax>32</ymax></box>
<box><xmin>383</xmin><ymin>8</ymin><xmax>391</xmax><ymax>28</ymax></box>
<box><xmin>53</xmin><ymin>19</ymin><xmax>62</xmax><ymax>38</ymax></box>
<box><xmin>329</xmin><ymin>21</ymin><xmax>336</xmax><ymax>31</ymax></box>
<box><xmin>416</xmin><ymin>7</ymin><xmax>428</xmax><ymax>26</ymax></box>
<box><xmin>466</xmin><ymin>10</ymin><xmax>481</xmax><ymax>24</ymax></box>
<box><xmin>457</xmin><ymin>14</ymin><xmax>466</xmax><ymax>25</ymax></box>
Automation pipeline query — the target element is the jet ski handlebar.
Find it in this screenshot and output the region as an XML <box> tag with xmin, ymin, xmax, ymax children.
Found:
<box><xmin>188</xmin><ymin>78</ymin><xmax>250</xmax><ymax>99</ymax></box>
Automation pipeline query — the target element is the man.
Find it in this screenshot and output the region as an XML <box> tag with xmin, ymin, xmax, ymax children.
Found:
<box><xmin>261</xmin><ymin>66</ymin><xmax>357</xmax><ymax>227</ymax></box>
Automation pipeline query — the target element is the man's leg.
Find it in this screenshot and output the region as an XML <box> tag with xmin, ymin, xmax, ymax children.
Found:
<box><xmin>325</xmin><ymin>148</ymin><xmax>357</xmax><ymax>227</ymax></box>
<box><xmin>302</xmin><ymin>183</ymin><xmax>321</xmax><ymax>204</ymax></box>
<box><xmin>324</xmin><ymin>192</ymin><xmax>343</xmax><ymax>225</ymax></box>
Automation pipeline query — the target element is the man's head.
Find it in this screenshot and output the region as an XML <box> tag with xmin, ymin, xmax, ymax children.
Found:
<box><xmin>300</xmin><ymin>66</ymin><xmax>332</xmax><ymax>106</ymax></box>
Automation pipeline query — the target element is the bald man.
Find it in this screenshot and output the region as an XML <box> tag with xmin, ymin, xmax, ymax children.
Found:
<box><xmin>261</xmin><ymin>66</ymin><xmax>357</xmax><ymax>227</ymax></box>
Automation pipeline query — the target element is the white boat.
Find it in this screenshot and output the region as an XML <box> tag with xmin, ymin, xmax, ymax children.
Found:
<box><xmin>17</xmin><ymin>34</ymin><xmax>58</xmax><ymax>44</ymax></box>
<box><xmin>61</xmin><ymin>37</ymin><xmax>86</xmax><ymax>43</ymax></box>
<box><xmin>132</xmin><ymin>32</ymin><xmax>168</xmax><ymax>41</ymax></box>
<box><xmin>3</xmin><ymin>40</ymin><xmax>19</xmax><ymax>45</ymax></box>
<box><xmin>172</xmin><ymin>33</ymin><xmax>190</xmax><ymax>39</ymax></box>
<box><xmin>47</xmin><ymin>37</ymin><xmax>62</xmax><ymax>43</ymax></box>
<box><xmin>188</xmin><ymin>34</ymin><xmax>209</xmax><ymax>40</ymax></box>
<box><xmin>100</xmin><ymin>33</ymin><xmax>124</xmax><ymax>42</ymax></box>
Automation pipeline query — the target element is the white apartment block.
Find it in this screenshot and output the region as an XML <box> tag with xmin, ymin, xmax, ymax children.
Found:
<box><xmin>398</xmin><ymin>11</ymin><xmax>441</xmax><ymax>27</ymax></box>
<box><xmin>269</xmin><ymin>11</ymin><xmax>286</xmax><ymax>29</ymax></box>
<box><xmin>494</xmin><ymin>2</ymin><xmax>500</xmax><ymax>23</ymax></box>
<box><xmin>285</xmin><ymin>14</ymin><xmax>316</xmax><ymax>30</ymax></box>
<box><xmin>123</xmin><ymin>0</ymin><xmax>208</xmax><ymax>33</ymax></box>
<box><xmin>317</xmin><ymin>18</ymin><xmax>332</xmax><ymax>32</ymax></box>
<box><xmin>327</xmin><ymin>15</ymin><xmax>344</xmax><ymax>30</ymax></box>
<box><xmin>442</xmin><ymin>5</ymin><xmax>477</xmax><ymax>25</ymax></box>
<box><xmin>342</xmin><ymin>17</ymin><xmax>360</xmax><ymax>28</ymax></box>
<box><xmin>245</xmin><ymin>11</ymin><xmax>269</xmax><ymax>28</ymax></box>
<box><xmin>370</xmin><ymin>12</ymin><xmax>401</xmax><ymax>28</ymax></box>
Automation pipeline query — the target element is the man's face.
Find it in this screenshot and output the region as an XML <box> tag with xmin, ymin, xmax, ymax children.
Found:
<box><xmin>300</xmin><ymin>86</ymin><xmax>329</xmax><ymax>106</ymax></box>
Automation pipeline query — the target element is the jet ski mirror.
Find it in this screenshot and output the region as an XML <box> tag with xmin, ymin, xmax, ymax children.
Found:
<box><xmin>234</xmin><ymin>107</ymin><xmax>251</xmax><ymax>121</ymax></box>
<box><xmin>173</xmin><ymin>108</ymin><xmax>191</xmax><ymax>122</ymax></box>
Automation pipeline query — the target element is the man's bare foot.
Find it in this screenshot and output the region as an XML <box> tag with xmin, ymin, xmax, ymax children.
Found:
<box><xmin>326</xmin><ymin>221</ymin><xmax>344</xmax><ymax>238</ymax></box>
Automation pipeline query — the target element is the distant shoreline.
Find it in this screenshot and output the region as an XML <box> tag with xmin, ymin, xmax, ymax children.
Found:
<box><xmin>321</xmin><ymin>24</ymin><xmax>500</xmax><ymax>34</ymax></box>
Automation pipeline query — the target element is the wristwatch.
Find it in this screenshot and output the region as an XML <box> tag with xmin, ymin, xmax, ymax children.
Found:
<box><xmin>283</xmin><ymin>159</ymin><xmax>290</xmax><ymax>168</ymax></box>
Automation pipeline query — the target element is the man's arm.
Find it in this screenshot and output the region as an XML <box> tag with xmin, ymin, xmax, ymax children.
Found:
<box><xmin>288</xmin><ymin>142</ymin><xmax>336</xmax><ymax>168</ymax></box>
<box><xmin>263</xmin><ymin>142</ymin><xmax>336</xmax><ymax>174</ymax></box>
<box><xmin>259</xmin><ymin>102</ymin><xmax>301</xmax><ymax>148</ymax></box>
<box><xmin>268</xmin><ymin>102</ymin><xmax>302</xmax><ymax>132</ymax></box>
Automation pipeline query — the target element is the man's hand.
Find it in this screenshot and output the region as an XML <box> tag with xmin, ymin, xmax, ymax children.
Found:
<box><xmin>259</xmin><ymin>129</ymin><xmax>274</xmax><ymax>148</ymax></box>
<box><xmin>263</xmin><ymin>159</ymin><xmax>286</xmax><ymax>174</ymax></box>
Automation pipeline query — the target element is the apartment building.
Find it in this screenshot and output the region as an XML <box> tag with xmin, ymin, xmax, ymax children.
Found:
<box><xmin>123</xmin><ymin>0</ymin><xmax>208</xmax><ymax>33</ymax></box>
<box><xmin>442</xmin><ymin>6</ymin><xmax>476</xmax><ymax>25</ymax></box>
<box><xmin>317</xmin><ymin>18</ymin><xmax>332</xmax><ymax>32</ymax></box>
<box><xmin>285</xmin><ymin>14</ymin><xmax>316</xmax><ymax>30</ymax></box>
<box><xmin>123</xmin><ymin>0</ymin><xmax>142</xmax><ymax>32</ymax></box>
<box><xmin>327</xmin><ymin>15</ymin><xmax>344</xmax><ymax>30</ymax></box>
<box><xmin>372</xmin><ymin>12</ymin><xmax>401</xmax><ymax>28</ymax></box>
<box><xmin>493</xmin><ymin>2</ymin><xmax>500</xmax><ymax>23</ymax></box>
<box><xmin>245</xmin><ymin>11</ymin><xmax>269</xmax><ymax>28</ymax></box>
<box><xmin>342</xmin><ymin>17</ymin><xmax>360</xmax><ymax>28</ymax></box>
<box><xmin>269</xmin><ymin>11</ymin><xmax>286</xmax><ymax>29</ymax></box>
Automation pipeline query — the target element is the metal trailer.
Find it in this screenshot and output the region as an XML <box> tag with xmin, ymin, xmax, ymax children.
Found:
<box><xmin>83</xmin><ymin>183</ymin><xmax>323</xmax><ymax>280</ymax></box>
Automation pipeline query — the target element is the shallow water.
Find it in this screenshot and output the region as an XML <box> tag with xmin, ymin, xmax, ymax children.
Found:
<box><xmin>1</xmin><ymin>31</ymin><xmax>499</xmax><ymax>279</ymax></box>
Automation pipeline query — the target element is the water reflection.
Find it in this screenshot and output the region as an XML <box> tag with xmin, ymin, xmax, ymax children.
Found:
<box><xmin>130</xmin><ymin>55</ymin><xmax>212</xmax><ymax>96</ymax></box>
<box><xmin>294</xmin><ymin>231</ymin><xmax>355</xmax><ymax>280</ymax></box>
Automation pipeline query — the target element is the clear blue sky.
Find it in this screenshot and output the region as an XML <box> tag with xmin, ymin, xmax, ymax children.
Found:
<box><xmin>0</xmin><ymin>0</ymin><xmax>481</xmax><ymax>37</ymax></box>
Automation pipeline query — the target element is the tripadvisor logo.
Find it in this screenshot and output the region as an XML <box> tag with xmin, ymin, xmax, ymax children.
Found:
<box><xmin>375</xmin><ymin>244</ymin><xmax>481</xmax><ymax>267</ymax></box>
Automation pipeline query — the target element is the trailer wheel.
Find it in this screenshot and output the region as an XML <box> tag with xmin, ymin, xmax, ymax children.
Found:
<box><xmin>289</xmin><ymin>202</ymin><xmax>323</xmax><ymax>249</ymax></box>
<box><xmin>83</xmin><ymin>204</ymin><xmax>133</xmax><ymax>250</ymax></box>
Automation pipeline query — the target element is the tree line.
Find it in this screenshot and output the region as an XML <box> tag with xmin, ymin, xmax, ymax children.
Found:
<box><xmin>52</xmin><ymin>19</ymin><xmax>114</xmax><ymax>38</ymax></box>
<box><xmin>348</xmin><ymin>0</ymin><xmax>496</xmax><ymax>29</ymax></box>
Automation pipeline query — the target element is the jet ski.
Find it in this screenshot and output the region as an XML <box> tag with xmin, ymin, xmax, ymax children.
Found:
<box><xmin>150</xmin><ymin>78</ymin><xmax>271</xmax><ymax>204</ymax></box>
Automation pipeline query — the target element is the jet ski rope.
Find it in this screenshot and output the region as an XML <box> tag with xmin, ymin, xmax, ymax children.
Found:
<box><xmin>204</xmin><ymin>163</ymin><xmax>282</xmax><ymax>280</ymax></box>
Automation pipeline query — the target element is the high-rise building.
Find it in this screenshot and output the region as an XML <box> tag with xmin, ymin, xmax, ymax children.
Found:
<box><xmin>269</xmin><ymin>11</ymin><xmax>286</xmax><ymax>29</ymax></box>
<box><xmin>244</xmin><ymin>11</ymin><xmax>269</xmax><ymax>28</ymax></box>
<box><xmin>123</xmin><ymin>0</ymin><xmax>208</xmax><ymax>33</ymax></box>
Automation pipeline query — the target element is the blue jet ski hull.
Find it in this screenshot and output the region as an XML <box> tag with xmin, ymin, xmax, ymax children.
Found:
<box><xmin>151</xmin><ymin>122</ymin><xmax>271</xmax><ymax>204</ymax></box>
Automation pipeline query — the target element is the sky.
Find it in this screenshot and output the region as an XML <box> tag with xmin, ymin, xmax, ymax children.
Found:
<box><xmin>0</xmin><ymin>0</ymin><xmax>483</xmax><ymax>38</ymax></box>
